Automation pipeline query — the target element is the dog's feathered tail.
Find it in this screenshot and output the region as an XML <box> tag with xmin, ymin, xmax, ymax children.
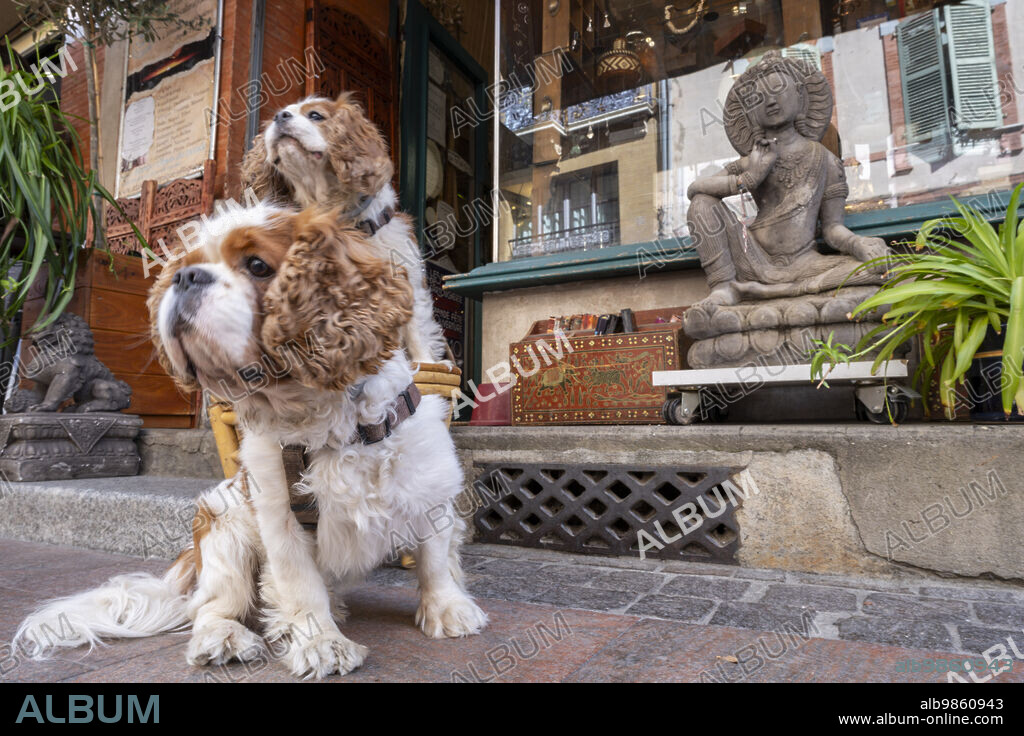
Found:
<box><xmin>12</xmin><ymin>548</ymin><xmax>197</xmax><ymax>659</ymax></box>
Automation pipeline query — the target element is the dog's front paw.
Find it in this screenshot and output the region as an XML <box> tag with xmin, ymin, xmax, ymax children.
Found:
<box><xmin>416</xmin><ymin>591</ymin><xmax>488</xmax><ymax>639</ymax></box>
<box><xmin>282</xmin><ymin>631</ymin><xmax>368</xmax><ymax>679</ymax></box>
<box><xmin>187</xmin><ymin>620</ymin><xmax>266</xmax><ymax>666</ymax></box>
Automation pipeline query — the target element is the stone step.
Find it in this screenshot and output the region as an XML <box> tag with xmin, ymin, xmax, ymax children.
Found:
<box><xmin>138</xmin><ymin>428</ymin><xmax>222</xmax><ymax>479</ymax></box>
<box><xmin>0</xmin><ymin>475</ymin><xmax>213</xmax><ymax>560</ymax></box>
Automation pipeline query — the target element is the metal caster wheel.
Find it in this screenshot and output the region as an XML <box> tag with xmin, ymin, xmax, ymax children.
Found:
<box><xmin>855</xmin><ymin>386</ymin><xmax>909</xmax><ymax>424</ymax></box>
<box><xmin>663</xmin><ymin>394</ymin><xmax>700</xmax><ymax>425</ymax></box>
<box><xmin>663</xmin><ymin>398</ymin><xmax>681</xmax><ymax>425</ymax></box>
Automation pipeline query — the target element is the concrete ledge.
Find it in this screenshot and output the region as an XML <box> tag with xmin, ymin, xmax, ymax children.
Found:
<box><xmin>452</xmin><ymin>425</ymin><xmax>1024</xmax><ymax>581</ymax></box>
<box><xmin>0</xmin><ymin>476</ymin><xmax>212</xmax><ymax>559</ymax></box>
<box><xmin>1</xmin><ymin>424</ymin><xmax>1019</xmax><ymax>584</ymax></box>
<box><xmin>137</xmin><ymin>429</ymin><xmax>222</xmax><ymax>479</ymax></box>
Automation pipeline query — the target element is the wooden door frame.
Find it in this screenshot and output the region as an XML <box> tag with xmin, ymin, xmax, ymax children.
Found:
<box><xmin>400</xmin><ymin>0</ymin><xmax>490</xmax><ymax>407</ymax></box>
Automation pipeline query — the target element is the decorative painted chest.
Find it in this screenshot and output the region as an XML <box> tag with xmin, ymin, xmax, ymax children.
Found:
<box><xmin>510</xmin><ymin>308</ymin><xmax>689</xmax><ymax>425</ymax></box>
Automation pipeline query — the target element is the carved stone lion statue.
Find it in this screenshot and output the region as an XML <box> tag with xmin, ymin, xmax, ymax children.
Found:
<box><xmin>5</xmin><ymin>313</ymin><xmax>132</xmax><ymax>413</ymax></box>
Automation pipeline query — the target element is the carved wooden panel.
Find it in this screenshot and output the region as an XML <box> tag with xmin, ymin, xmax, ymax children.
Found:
<box><xmin>314</xmin><ymin>2</ymin><xmax>398</xmax><ymax>171</ymax></box>
<box><xmin>100</xmin><ymin>160</ymin><xmax>215</xmax><ymax>255</ymax></box>
<box><xmin>148</xmin><ymin>178</ymin><xmax>206</xmax><ymax>228</ymax></box>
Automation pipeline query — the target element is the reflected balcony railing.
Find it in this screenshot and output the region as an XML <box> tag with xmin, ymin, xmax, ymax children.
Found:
<box><xmin>509</xmin><ymin>220</ymin><xmax>621</xmax><ymax>259</ymax></box>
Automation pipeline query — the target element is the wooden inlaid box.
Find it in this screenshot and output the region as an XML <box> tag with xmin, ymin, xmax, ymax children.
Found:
<box><xmin>510</xmin><ymin>307</ymin><xmax>689</xmax><ymax>425</ymax></box>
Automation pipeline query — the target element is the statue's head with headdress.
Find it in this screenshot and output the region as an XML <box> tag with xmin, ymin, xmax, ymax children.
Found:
<box><xmin>722</xmin><ymin>50</ymin><xmax>834</xmax><ymax>156</ymax></box>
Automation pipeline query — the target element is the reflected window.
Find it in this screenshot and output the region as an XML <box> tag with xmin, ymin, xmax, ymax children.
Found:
<box><xmin>494</xmin><ymin>0</ymin><xmax>1024</xmax><ymax>261</ymax></box>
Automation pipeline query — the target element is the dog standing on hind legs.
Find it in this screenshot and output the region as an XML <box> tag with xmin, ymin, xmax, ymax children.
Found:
<box><xmin>13</xmin><ymin>204</ymin><xmax>486</xmax><ymax>678</ymax></box>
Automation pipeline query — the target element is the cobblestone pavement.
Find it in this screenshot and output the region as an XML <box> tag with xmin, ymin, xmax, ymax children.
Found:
<box><xmin>2</xmin><ymin>539</ymin><xmax>1022</xmax><ymax>683</ymax></box>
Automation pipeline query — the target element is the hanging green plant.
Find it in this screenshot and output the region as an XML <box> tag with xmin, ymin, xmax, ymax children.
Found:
<box><xmin>0</xmin><ymin>42</ymin><xmax>121</xmax><ymax>349</ymax></box>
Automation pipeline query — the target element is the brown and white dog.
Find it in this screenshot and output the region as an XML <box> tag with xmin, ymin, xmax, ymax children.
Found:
<box><xmin>14</xmin><ymin>205</ymin><xmax>486</xmax><ymax>678</ymax></box>
<box><xmin>241</xmin><ymin>92</ymin><xmax>447</xmax><ymax>365</ymax></box>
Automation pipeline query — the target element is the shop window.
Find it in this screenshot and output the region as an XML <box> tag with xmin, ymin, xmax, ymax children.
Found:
<box><xmin>897</xmin><ymin>0</ymin><xmax>1000</xmax><ymax>148</ymax></box>
<box><xmin>494</xmin><ymin>0</ymin><xmax>1024</xmax><ymax>263</ymax></box>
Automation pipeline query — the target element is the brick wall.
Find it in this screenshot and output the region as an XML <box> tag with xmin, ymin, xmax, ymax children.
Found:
<box><xmin>215</xmin><ymin>0</ymin><xmax>254</xmax><ymax>199</ymax></box>
<box><xmin>991</xmin><ymin>2</ymin><xmax>1022</xmax><ymax>155</ymax></box>
<box><xmin>58</xmin><ymin>40</ymin><xmax>105</xmax><ymax>169</ymax></box>
<box><xmin>881</xmin><ymin>30</ymin><xmax>911</xmax><ymax>175</ymax></box>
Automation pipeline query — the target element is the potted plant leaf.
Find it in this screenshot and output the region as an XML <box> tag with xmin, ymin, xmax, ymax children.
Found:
<box><xmin>809</xmin><ymin>185</ymin><xmax>1024</xmax><ymax>421</ymax></box>
<box><xmin>0</xmin><ymin>44</ymin><xmax>115</xmax><ymax>405</ymax></box>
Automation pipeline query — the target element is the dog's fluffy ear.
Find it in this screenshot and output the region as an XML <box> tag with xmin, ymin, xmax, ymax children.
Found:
<box><xmin>241</xmin><ymin>133</ymin><xmax>294</xmax><ymax>204</ymax></box>
<box><xmin>147</xmin><ymin>258</ymin><xmax>202</xmax><ymax>393</ymax></box>
<box><xmin>261</xmin><ymin>210</ymin><xmax>413</xmax><ymax>391</ymax></box>
<box><xmin>325</xmin><ymin>93</ymin><xmax>394</xmax><ymax>206</ymax></box>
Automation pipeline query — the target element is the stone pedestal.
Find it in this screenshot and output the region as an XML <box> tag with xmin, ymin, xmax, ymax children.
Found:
<box><xmin>681</xmin><ymin>286</ymin><xmax>901</xmax><ymax>368</ymax></box>
<box><xmin>687</xmin><ymin>321</ymin><xmax>882</xmax><ymax>369</ymax></box>
<box><xmin>0</xmin><ymin>413</ymin><xmax>142</xmax><ymax>481</ymax></box>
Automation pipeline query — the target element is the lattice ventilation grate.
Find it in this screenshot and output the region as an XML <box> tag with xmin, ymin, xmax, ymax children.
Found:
<box><xmin>472</xmin><ymin>463</ymin><xmax>745</xmax><ymax>563</ymax></box>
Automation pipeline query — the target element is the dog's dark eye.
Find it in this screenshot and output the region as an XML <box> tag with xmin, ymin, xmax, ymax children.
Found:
<box><xmin>245</xmin><ymin>256</ymin><xmax>274</xmax><ymax>278</ymax></box>
<box><xmin>307</xmin><ymin>111</ymin><xmax>325</xmax><ymax>122</ymax></box>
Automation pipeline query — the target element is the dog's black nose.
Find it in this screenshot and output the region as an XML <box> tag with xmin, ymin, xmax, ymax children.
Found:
<box><xmin>274</xmin><ymin>110</ymin><xmax>292</xmax><ymax>124</ymax></box>
<box><xmin>172</xmin><ymin>266</ymin><xmax>214</xmax><ymax>292</ymax></box>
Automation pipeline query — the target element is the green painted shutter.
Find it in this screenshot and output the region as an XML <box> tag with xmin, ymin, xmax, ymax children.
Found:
<box><xmin>945</xmin><ymin>0</ymin><xmax>1001</xmax><ymax>130</ymax></box>
<box><xmin>897</xmin><ymin>9</ymin><xmax>950</xmax><ymax>144</ymax></box>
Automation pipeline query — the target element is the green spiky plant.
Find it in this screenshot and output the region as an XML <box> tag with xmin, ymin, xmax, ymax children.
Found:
<box><xmin>808</xmin><ymin>332</ymin><xmax>853</xmax><ymax>389</ymax></box>
<box><xmin>809</xmin><ymin>185</ymin><xmax>1024</xmax><ymax>419</ymax></box>
<box><xmin>0</xmin><ymin>44</ymin><xmax>118</xmax><ymax>353</ymax></box>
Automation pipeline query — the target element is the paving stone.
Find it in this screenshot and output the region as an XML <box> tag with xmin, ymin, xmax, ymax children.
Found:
<box><xmin>836</xmin><ymin>616</ymin><xmax>954</xmax><ymax>651</ymax></box>
<box><xmin>957</xmin><ymin>625</ymin><xmax>1024</xmax><ymax>657</ymax></box>
<box><xmin>0</xmin><ymin>538</ymin><xmax>156</xmax><ymax>573</ymax></box>
<box><xmin>1</xmin><ymin>654</ymin><xmax>96</xmax><ymax>683</ymax></box>
<box><xmin>472</xmin><ymin>558</ymin><xmax>549</xmax><ymax>578</ymax></box>
<box><xmin>733</xmin><ymin>568</ymin><xmax>786</xmax><ymax>581</ymax></box>
<box><xmin>710</xmin><ymin>602</ymin><xmax>819</xmax><ymax>634</ymax></box>
<box><xmin>566</xmin><ymin>619</ymin><xmax>999</xmax><ymax>683</ymax></box>
<box><xmin>526</xmin><ymin>585</ymin><xmax>636</xmax><ymax>612</ymax></box>
<box><xmin>660</xmin><ymin>575</ymin><xmax>751</xmax><ymax>600</ymax></box>
<box><xmin>590</xmin><ymin>570</ymin><xmax>667</xmax><ymax>594</ymax></box>
<box><xmin>786</xmin><ymin>570</ymin><xmax>917</xmax><ymax>591</ymax></box>
<box><xmin>862</xmin><ymin>593</ymin><xmax>971</xmax><ymax>621</ymax></box>
<box><xmin>466</xmin><ymin>543</ymin><xmax>663</xmax><ymax>572</ymax></box>
<box><xmin>658</xmin><ymin>560</ymin><xmax>737</xmax><ymax>577</ymax></box>
<box><xmin>366</xmin><ymin>567</ymin><xmax>417</xmax><ymax>588</ymax></box>
<box><xmin>760</xmin><ymin>584</ymin><xmax>858</xmax><ymax>611</ymax></box>
<box><xmin>458</xmin><ymin>554</ymin><xmax>494</xmax><ymax>571</ymax></box>
<box><xmin>531</xmin><ymin>565</ymin><xmax>600</xmax><ymax>588</ymax></box>
<box><xmin>7</xmin><ymin>536</ymin><xmax>1024</xmax><ymax>683</ymax></box>
<box><xmin>974</xmin><ymin>602</ymin><xmax>1024</xmax><ymax>628</ymax></box>
<box><xmin>463</xmin><ymin>573</ymin><xmax>551</xmax><ymax>602</ymax></box>
<box><xmin>625</xmin><ymin>595</ymin><xmax>716</xmax><ymax>623</ymax></box>
<box><xmin>919</xmin><ymin>586</ymin><xmax>1024</xmax><ymax>605</ymax></box>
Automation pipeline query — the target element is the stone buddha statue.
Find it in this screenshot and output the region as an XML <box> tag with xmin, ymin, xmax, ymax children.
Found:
<box><xmin>682</xmin><ymin>51</ymin><xmax>891</xmax><ymax>368</ymax></box>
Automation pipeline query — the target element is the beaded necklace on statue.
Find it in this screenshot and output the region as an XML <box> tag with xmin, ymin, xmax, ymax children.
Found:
<box><xmin>771</xmin><ymin>146</ymin><xmax>813</xmax><ymax>189</ymax></box>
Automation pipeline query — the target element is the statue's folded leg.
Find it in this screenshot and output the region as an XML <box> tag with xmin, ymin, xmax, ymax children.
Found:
<box><xmin>802</xmin><ymin>255</ymin><xmax>885</xmax><ymax>295</ymax></box>
<box><xmin>735</xmin><ymin>256</ymin><xmax>884</xmax><ymax>301</ymax></box>
<box><xmin>686</xmin><ymin>194</ymin><xmax>745</xmax><ymax>304</ymax></box>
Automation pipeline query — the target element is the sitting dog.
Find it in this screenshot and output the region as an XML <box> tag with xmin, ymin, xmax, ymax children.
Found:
<box><xmin>241</xmin><ymin>92</ymin><xmax>446</xmax><ymax>365</ymax></box>
<box><xmin>14</xmin><ymin>205</ymin><xmax>487</xmax><ymax>678</ymax></box>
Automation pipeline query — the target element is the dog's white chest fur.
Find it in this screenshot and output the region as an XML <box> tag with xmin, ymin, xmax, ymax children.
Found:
<box><xmin>302</xmin><ymin>392</ymin><xmax>462</xmax><ymax>581</ymax></box>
